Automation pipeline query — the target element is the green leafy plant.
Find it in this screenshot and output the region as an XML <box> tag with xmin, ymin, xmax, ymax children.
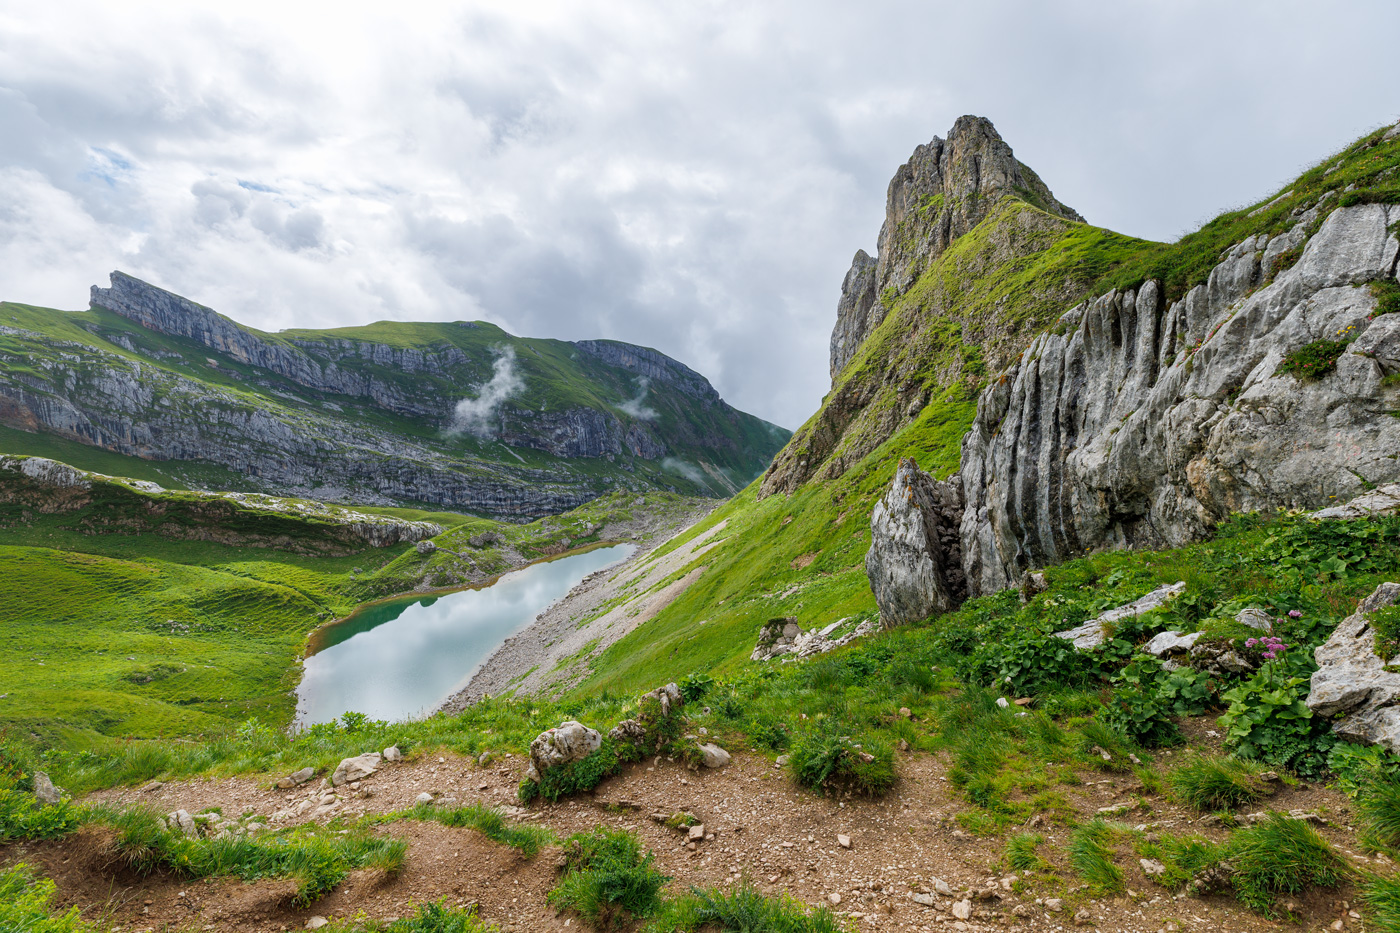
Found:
<box><xmin>1218</xmin><ymin>655</ymin><xmax>1335</xmax><ymax>778</ymax></box>
<box><xmin>0</xmin><ymin>777</ymin><xmax>84</xmax><ymax>841</ymax></box>
<box><xmin>383</xmin><ymin>899</ymin><xmax>498</xmax><ymax>933</ymax></box>
<box><xmin>519</xmin><ymin>739</ymin><xmax>621</xmax><ymax>804</ymax></box>
<box><xmin>0</xmin><ymin>863</ymin><xmax>96</xmax><ymax>933</ymax></box>
<box><xmin>678</xmin><ymin>672</ymin><xmax>714</xmax><ymax>703</ymax></box>
<box><xmin>548</xmin><ymin>828</ymin><xmax>668</xmax><ymax>931</ymax></box>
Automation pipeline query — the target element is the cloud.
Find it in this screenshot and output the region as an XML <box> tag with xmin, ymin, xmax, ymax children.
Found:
<box><xmin>0</xmin><ymin>1</ymin><xmax>1397</xmax><ymax>432</ymax></box>
<box><xmin>447</xmin><ymin>346</ymin><xmax>524</xmax><ymax>438</ymax></box>
<box><xmin>615</xmin><ymin>377</ymin><xmax>657</xmax><ymax>421</ymax></box>
<box><xmin>661</xmin><ymin>456</ymin><xmax>711</xmax><ymax>491</ymax></box>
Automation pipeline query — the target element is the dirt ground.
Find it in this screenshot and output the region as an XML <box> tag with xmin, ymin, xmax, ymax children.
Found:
<box><xmin>2</xmin><ymin>723</ymin><xmax>1383</xmax><ymax>933</ymax></box>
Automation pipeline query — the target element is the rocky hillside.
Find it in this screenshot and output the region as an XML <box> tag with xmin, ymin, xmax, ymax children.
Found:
<box><xmin>0</xmin><ymin>273</ymin><xmax>788</xmax><ymax>518</ymax></box>
<box><xmin>553</xmin><ymin>114</ymin><xmax>1400</xmax><ymax>697</ymax></box>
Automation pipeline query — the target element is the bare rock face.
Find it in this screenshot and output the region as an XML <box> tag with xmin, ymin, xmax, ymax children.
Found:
<box><xmin>961</xmin><ymin>203</ymin><xmax>1400</xmax><ymax>594</ymax></box>
<box><xmin>526</xmin><ymin>720</ymin><xmax>603</xmax><ymax>783</ymax></box>
<box><xmin>866</xmin><ymin>458</ymin><xmax>966</xmax><ymax>627</ymax></box>
<box><xmin>829</xmin><ymin>116</ymin><xmax>1083</xmax><ymax>381</ymax></box>
<box><xmin>1307</xmin><ymin>583</ymin><xmax>1400</xmax><ymax>751</ymax></box>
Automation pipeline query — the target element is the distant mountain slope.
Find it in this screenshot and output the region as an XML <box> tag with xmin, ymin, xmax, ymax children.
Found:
<box><xmin>0</xmin><ymin>273</ymin><xmax>789</xmax><ymax>518</ymax></box>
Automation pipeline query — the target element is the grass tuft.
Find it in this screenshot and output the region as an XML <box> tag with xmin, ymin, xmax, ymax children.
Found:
<box><xmin>1068</xmin><ymin>819</ymin><xmax>1125</xmax><ymax>894</ymax></box>
<box><xmin>1228</xmin><ymin>813</ymin><xmax>1348</xmax><ymax>916</ymax></box>
<box><xmin>1166</xmin><ymin>754</ymin><xmax>1266</xmax><ymax>812</ymax></box>
<box><xmin>1005</xmin><ymin>832</ymin><xmax>1049</xmax><ymax>872</ymax></box>
<box><xmin>547</xmin><ymin>828</ymin><xmax>668</xmax><ymax>931</ymax></box>
<box><xmin>644</xmin><ymin>882</ymin><xmax>852</xmax><ymax>933</ymax></box>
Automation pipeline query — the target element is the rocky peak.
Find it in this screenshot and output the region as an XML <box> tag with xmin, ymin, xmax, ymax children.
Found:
<box><xmin>829</xmin><ymin>116</ymin><xmax>1083</xmax><ymax>380</ymax></box>
<box><xmin>573</xmin><ymin>339</ymin><xmax>719</xmax><ymax>401</ymax></box>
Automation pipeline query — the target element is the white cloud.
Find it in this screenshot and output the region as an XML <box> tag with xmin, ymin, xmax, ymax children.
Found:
<box><xmin>448</xmin><ymin>346</ymin><xmax>524</xmax><ymax>438</ymax></box>
<box><xmin>615</xmin><ymin>377</ymin><xmax>657</xmax><ymax>421</ymax></box>
<box><xmin>0</xmin><ymin>1</ymin><xmax>1397</xmax><ymax>429</ymax></box>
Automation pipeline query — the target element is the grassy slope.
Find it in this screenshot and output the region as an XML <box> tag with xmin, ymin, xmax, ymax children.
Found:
<box><xmin>564</xmin><ymin>120</ymin><xmax>1400</xmax><ymax>701</ymax></box>
<box><xmin>0</xmin><ymin>456</ymin><xmax>697</xmax><ymax>744</ymax></box>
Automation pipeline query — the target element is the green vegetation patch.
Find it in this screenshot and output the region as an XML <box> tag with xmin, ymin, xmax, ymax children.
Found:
<box><xmin>547</xmin><ymin>827</ymin><xmax>669</xmax><ymax>931</ymax></box>
<box><xmin>1277</xmin><ymin>338</ymin><xmax>1352</xmax><ymax>381</ymax></box>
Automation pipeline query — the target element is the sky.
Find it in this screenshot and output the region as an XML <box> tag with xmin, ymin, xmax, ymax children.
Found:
<box><xmin>1</xmin><ymin>1</ymin><xmax>1397</xmax><ymax>430</ymax></box>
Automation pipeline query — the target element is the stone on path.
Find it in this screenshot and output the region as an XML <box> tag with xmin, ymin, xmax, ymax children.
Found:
<box><xmin>331</xmin><ymin>753</ymin><xmax>381</xmax><ymax>787</ymax></box>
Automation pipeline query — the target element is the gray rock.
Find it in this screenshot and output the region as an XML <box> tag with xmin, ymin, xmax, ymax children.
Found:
<box><xmin>526</xmin><ymin>720</ymin><xmax>603</xmax><ymax>783</ymax></box>
<box><xmin>169</xmin><ymin>809</ymin><xmax>198</xmax><ymax>838</ymax></box>
<box><xmin>1312</xmin><ymin>483</ymin><xmax>1400</xmax><ymax>520</ymax></box>
<box><xmin>276</xmin><ymin>766</ymin><xmax>316</xmax><ymax>789</ymax></box>
<box><xmin>1140</xmin><ymin>858</ymin><xmax>1167</xmax><ymax>877</ymax></box>
<box><xmin>1054</xmin><ymin>582</ymin><xmax>1186</xmax><ymax>650</ymax></box>
<box><xmin>866</xmin><ymin>458</ymin><xmax>966</xmax><ymax>626</ymax></box>
<box><xmin>1236</xmin><ymin>608</ymin><xmax>1274</xmax><ymax>632</ymax></box>
<box><xmin>961</xmin><ymin>204</ymin><xmax>1400</xmax><ymax>595</ymax></box>
<box><xmin>415</xmin><ymin>540</ymin><xmax>437</xmax><ymax>555</ymax></box>
<box><xmin>31</xmin><ymin>771</ymin><xmax>61</xmax><ymax>805</ymax></box>
<box><xmin>330</xmin><ymin>753</ymin><xmax>381</xmax><ymax>787</ymax></box>
<box><xmin>415</xmin><ymin>792</ymin><xmax>434</xmax><ymax>805</ymax></box>
<box><xmin>1143</xmin><ymin>630</ymin><xmax>1203</xmax><ymax>657</ymax></box>
<box><xmin>911</xmin><ymin>891</ymin><xmax>937</xmax><ymax>907</ymax></box>
<box><xmin>383</xmin><ymin>745</ymin><xmax>403</xmax><ymax>762</ymax></box>
<box><xmin>698</xmin><ymin>743</ymin><xmax>731</xmax><ymax>768</ymax></box>
<box><xmin>1306</xmin><ymin>583</ymin><xmax>1400</xmax><ymax>750</ymax></box>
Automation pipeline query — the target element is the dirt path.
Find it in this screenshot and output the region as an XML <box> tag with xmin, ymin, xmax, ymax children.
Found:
<box><xmin>4</xmin><ymin>730</ymin><xmax>1375</xmax><ymax>933</ymax></box>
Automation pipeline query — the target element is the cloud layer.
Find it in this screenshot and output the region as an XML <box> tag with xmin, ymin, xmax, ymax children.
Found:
<box><xmin>1</xmin><ymin>1</ymin><xmax>1397</xmax><ymax>430</ymax></box>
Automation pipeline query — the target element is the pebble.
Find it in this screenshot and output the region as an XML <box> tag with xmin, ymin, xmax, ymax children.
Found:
<box><xmin>837</xmin><ymin>834</ymin><xmax>851</xmax><ymax>849</ymax></box>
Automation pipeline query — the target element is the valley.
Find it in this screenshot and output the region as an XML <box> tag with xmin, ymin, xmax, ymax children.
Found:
<box><xmin>3</xmin><ymin>113</ymin><xmax>1400</xmax><ymax>933</ymax></box>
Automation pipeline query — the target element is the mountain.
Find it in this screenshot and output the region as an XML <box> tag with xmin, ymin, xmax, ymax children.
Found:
<box><xmin>558</xmin><ymin>114</ymin><xmax>1400</xmax><ymax>695</ymax></box>
<box><xmin>0</xmin><ymin>272</ymin><xmax>789</xmax><ymax>518</ymax></box>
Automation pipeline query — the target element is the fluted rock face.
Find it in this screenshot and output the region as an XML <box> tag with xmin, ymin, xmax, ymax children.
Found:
<box><xmin>960</xmin><ymin>203</ymin><xmax>1400</xmax><ymax>594</ymax></box>
<box><xmin>829</xmin><ymin>116</ymin><xmax>1083</xmax><ymax>380</ymax></box>
<box><xmin>1308</xmin><ymin>583</ymin><xmax>1400</xmax><ymax>751</ymax></box>
<box><xmin>866</xmin><ymin>458</ymin><xmax>966</xmax><ymax>626</ymax></box>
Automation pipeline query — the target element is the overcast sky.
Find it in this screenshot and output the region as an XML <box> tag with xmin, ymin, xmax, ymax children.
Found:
<box><xmin>1</xmin><ymin>1</ymin><xmax>1396</xmax><ymax>429</ymax></box>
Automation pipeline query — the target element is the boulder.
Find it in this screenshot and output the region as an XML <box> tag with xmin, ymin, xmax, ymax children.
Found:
<box><xmin>1054</xmin><ymin>582</ymin><xmax>1186</xmax><ymax>650</ymax></box>
<box><xmin>526</xmin><ymin>720</ymin><xmax>603</xmax><ymax>783</ymax></box>
<box><xmin>383</xmin><ymin>745</ymin><xmax>403</xmax><ymax>761</ymax></box>
<box><xmin>169</xmin><ymin>809</ymin><xmax>198</xmax><ymax>838</ymax></box>
<box><xmin>1236</xmin><ymin>608</ymin><xmax>1273</xmax><ymax>632</ymax></box>
<box><xmin>1143</xmin><ymin>630</ymin><xmax>1203</xmax><ymax>657</ymax></box>
<box><xmin>276</xmin><ymin>767</ymin><xmax>316</xmax><ymax>789</ymax></box>
<box><xmin>415</xmin><ymin>540</ymin><xmax>437</xmax><ymax>555</ymax></box>
<box><xmin>1306</xmin><ymin>582</ymin><xmax>1400</xmax><ymax>750</ymax></box>
<box><xmin>866</xmin><ymin>459</ymin><xmax>966</xmax><ymax>627</ymax></box>
<box><xmin>698</xmin><ymin>743</ymin><xmax>731</xmax><ymax>768</ymax></box>
<box><xmin>31</xmin><ymin>771</ymin><xmax>61</xmax><ymax>805</ymax></box>
<box><xmin>330</xmin><ymin>752</ymin><xmax>381</xmax><ymax>787</ymax></box>
<box><xmin>1189</xmin><ymin>640</ymin><xmax>1258</xmax><ymax>677</ymax></box>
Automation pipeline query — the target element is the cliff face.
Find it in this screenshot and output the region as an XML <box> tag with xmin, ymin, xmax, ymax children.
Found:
<box><xmin>852</xmin><ymin>117</ymin><xmax>1400</xmax><ymax>622</ymax></box>
<box><xmin>961</xmin><ymin>202</ymin><xmax>1400</xmax><ymax>594</ymax></box>
<box><xmin>0</xmin><ymin>275</ymin><xmax>790</xmax><ymax>518</ymax></box>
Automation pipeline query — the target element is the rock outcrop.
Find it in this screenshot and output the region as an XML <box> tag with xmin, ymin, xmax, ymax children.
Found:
<box><xmin>751</xmin><ymin>616</ymin><xmax>880</xmax><ymax>661</ymax></box>
<box><xmin>526</xmin><ymin>721</ymin><xmax>603</xmax><ymax>783</ymax></box>
<box><xmin>1307</xmin><ymin>582</ymin><xmax>1400</xmax><ymax>751</ymax></box>
<box><xmin>829</xmin><ymin>116</ymin><xmax>1083</xmax><ymax>381</ymax></box>
<box><xmin>866</xmin><ymin>458</ymin><xmax>966</xmax><ymax>626</ymax></box>
<box><xmin>1052</xmin><ymin>582</ymin><xmax>1185</xmax><ymax>650</ymax></box>
<box><xmin>961</xmin><ymin>203</ymin><xmax>1400</xmax><ymax>594</ymax></box>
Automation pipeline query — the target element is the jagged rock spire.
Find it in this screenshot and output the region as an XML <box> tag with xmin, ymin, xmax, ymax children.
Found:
<box><xmin>829</xmin><ymin>116</ymin><xmax>1082</xmax><ymax>381</ymax></box>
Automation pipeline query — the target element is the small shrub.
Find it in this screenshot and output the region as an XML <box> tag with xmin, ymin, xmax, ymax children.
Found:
<box><xmin>644</xmin><ymin>882</ymin><xmax>852</xmax><ymax>933</ymax></box>
<box><xmin>1268</xmin><ymin>245</ymin><xmax>1303</xmax><ymax>277</ymax></box>
<box><xmin>1228</xmin><ymin>813</ymin><xmax>1349</xmax><ymax>916</ymax></box>
<box><xmin>1276</xmin><ymin>339</ymin><xmax>1350</xmax><ymax>381</ymax></box>
<box><xmin>548</xmin><ymin>828</ymin><xmax>668</xmax><ymax>931</ymax></box>
<box><xmin>1373</xmin><ymin>280</ymin><xmax>1400</xmax><ymax>318</ymax></box>
<box><xmin>1166</xmin><ymin>754</ymin><xmax>1266</xmax><ymax>811</ymax></box>
<box><xmin>1218</xmin><ymin>655</ymin><xmax>1335</xmax><ymax>778</ymax></box>
<box><xmin>1068</xmin><ymin>820</ymin><xmax>1125</xmax><ymax>894</ymax></box>
<box><xmin>788</xmin><ymin>727</ymin><xmax>896</xmax><ymax>797</ymax></box>
<box><xmin>0</xmin><ymin>778</ymin><xmax>85</xmax><ymax>841</ymax></box>
<box><xmin>1005</xmin><ymin>832</ymin><xmax>1049</xmax><ymax>871</ymax></box>
<box><xmin>678</xmin><ymin>672</ymin><xmax>714</xmax><ymax>704</ymax></box>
